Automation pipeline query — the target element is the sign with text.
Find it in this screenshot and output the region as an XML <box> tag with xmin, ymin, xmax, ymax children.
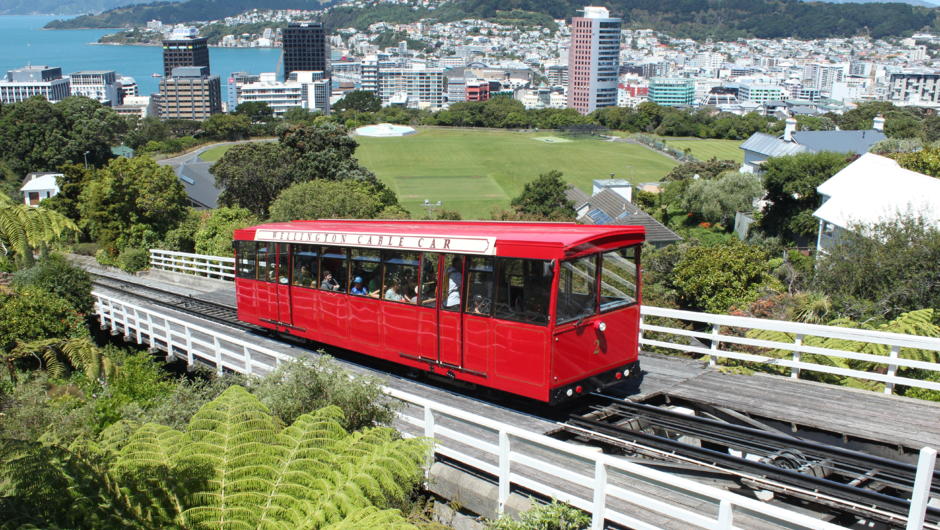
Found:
<box><xmin>254</xmin><ymin>229</ymin><xmax>496</xmax><ymax>255</ymax></box>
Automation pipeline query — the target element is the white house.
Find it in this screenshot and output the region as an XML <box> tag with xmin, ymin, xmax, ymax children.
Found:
<box><xmin>20</xmin><ymin>172</ymin><xmax>61</xmax><ymax>207</ymax></box>
<box><xmin>813</xmin><ymin>153</ymin><xmax>940</xmax><ymax>253</ymax></box>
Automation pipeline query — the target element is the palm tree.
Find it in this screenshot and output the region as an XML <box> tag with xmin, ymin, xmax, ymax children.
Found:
<box><xmin>0</xmin><ymin>194</ymin><xmax>79</xmax><ymax>269</ymax></box>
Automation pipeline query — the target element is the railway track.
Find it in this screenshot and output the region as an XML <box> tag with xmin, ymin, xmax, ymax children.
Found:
<box><xmin>566</xmin><ymin>398</ymin><xmax>940</xmax><ymax>528</ymax></box>
<box><xmin>92</xmin><ymin>271</ymin><xmax>939</xmax><ymax>528</ymax></box>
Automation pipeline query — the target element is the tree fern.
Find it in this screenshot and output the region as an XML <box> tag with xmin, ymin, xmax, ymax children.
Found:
<box><xmin>8</xmin><ymin>337</ymin><xmax>115</xmax><ymax>383</ymax></box>
<box><xmin>0</xmin><ymin>195</ymin><xmax>78</xmax><ymax>268</ymax></box>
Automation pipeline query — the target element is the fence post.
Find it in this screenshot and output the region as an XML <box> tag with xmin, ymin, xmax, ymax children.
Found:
<box><xmin>498</xmin><ymin>430</ymin><xmax>510</xmax><ymax>515</ymax></box>
<box><xmin>591</xmin><ymin>460</ymin><xmax>608</xmax><ymax>530</ymax></box>
<box><xmin>791</xmin><ymin>334</ymin><xmax>804</xmax><ymax>379</ymax></box>
<box><xmin>885</xmin><ymin>345</ymin><xmax>900</xmax><ymax>395</ymax></box>
<box><xmin>423</xmin><ymin>405</ymin><xmax>435</xmax><ymax>482</ymax></box>
<box><xmin>709</xmin><ymin>323</ymin><xmax>721</xmax><ymax>368</ymax></box>
<box><xmin>906</xmin><ymin>446</ymin><xmax>938</xmax><ymax>530</ymax></box>
<box><xmin>184</xmin><ymin>326</ymin><xmax>195</xmax><ymax>368</ymax></box>
<box><xmin>717</xmin><ymin>499</ymin><xmax>734</xmax><ymax>529</ymax></box>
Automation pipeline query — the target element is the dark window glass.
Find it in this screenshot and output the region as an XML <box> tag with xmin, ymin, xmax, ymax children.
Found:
<box><xmin>494</xmin><ymin>258</ymin><xmax>553</xmax><ymax>325</ymax></box>
<box><xmin>291</xmin><ymin>244</ymin><xmax>318</xmax><ymax>288</ymax></box>
<box><xmin>600</xmin><ymin>246</ymin><xmax>639</xmax><ymax>311</ymax></box>
<box><xmin>382</xmin><ymin>251</ymin><xmax>420</xmax><ymax>304</ymax></box>
<box><xmin>465</xmin><ymin>257</ymin><xmax>494</xmax><ymax>316</ymax></box>
<box><xmin>319</xmin><ymin>246</ymin><xmax>346</xmax><ymax>292</ymax></box>
<box><xmin>236</xmin><ymin>241</ymin><xmax>256</xmax><ymax>279</ymax></box>
<box><xmin>441</xmin><ymin>254</ymin><xmax>464</xmax><ymax>312</ymax></box>
<box><xmin>556</xmin><ymin>255</ymin><xmax>597</xmax><ymax>324</ymax></box>
<box><xmin>257</xmin><ymin>244</ymin><xmax>277</xmax><ymax>282</ymax></box>
<box><xmin>350</xmin><ymin>249</ymin><xmax>381</xmax><ymax>297</ymax></box>
<box><xmin>277</xmin><ymin>244</ymin><xmax>290</xmax><ymax>285</ymax></box>
<box><xmin>419</xmin><ymin>253</ymin><xmax>439</xmax><ymax>307</ymax></box>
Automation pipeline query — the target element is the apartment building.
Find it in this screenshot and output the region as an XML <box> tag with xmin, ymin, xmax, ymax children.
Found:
<box><xmin>567</xmin><ymin>6</ymin><xmax>621</xmax><ymax>114</ymax></box>
<box><xmin>158</xmin><ymin>66</ymin><xmax>222</xmax><ymax>120</ymax></box>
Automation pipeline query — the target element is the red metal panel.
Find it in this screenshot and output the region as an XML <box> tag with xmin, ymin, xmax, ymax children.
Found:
<box><xmin>552</xmin><ymin>306</ymin><xmax>639</xmax><ymax>386</ymax></box>
<box><xmin>492</xmin><ymin>321</ymin><xmax>549</xmax><ymax>398</ymax></box>
<box><xmin>462</xmin><ymin>315</ymin><xmax>491</xmax><ymax>375</ymax></box>
<box><xmin>316</xmin><ymin>291</ymin><xmax>349</xmax><ymax>342</ymax></box>
<box><xmin>415</xmin><ymin>306</ymin><xmax>438</xmax><ymax>361</ymax></box>
<box><xmin>438</xmin><ymin>311</ymin><xmax>461</xmax><ymax>366</ymax></box>
<box><xmin>291</xmin><ymin>286</ymin><xmax>317</xmax><ymax>333</ymax></box>
<box><xmin>348</xmin><ymin>296</ymin><xmax>382</xmax><ymax>348</ymax></box>
<box><xmin>383</xmin><ymin>302</ymin><xmax>421</xmax><ymax>357</ymax></box>
<box><xmin>276</xmin><ymin>284</ymin><xmax>292</xmax><ymax>326</ymax></box>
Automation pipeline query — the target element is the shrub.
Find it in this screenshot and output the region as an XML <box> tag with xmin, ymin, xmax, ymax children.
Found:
<box><xmin>488</xmin><ymin>500</ymin><xmax>590</xmax><ymax>530</ymax></box>
<box><xmin>12</xmin><ymin>254</ymin><xmax>93</xmax><ymax>314</ymax></box>
<box><xmin>0</xmin><ymin>287</ymin><xmax>87</xmax><ymax>354</ymax></box>
<box><xmin>116</xmin><ymin>248</ymin><xmax>150</xmax><ymax>273</ymax></box>
<box><xmin>71</xmin><ymin>242</ymin><xmax>100</xmax><ymax>256</ymax></box>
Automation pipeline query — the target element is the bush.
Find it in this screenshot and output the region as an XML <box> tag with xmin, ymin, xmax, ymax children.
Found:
<box><xmin>11</xmin><ymin>254</ymin><xmax>93</xmax><ymax>314</ymax></box>
<box><xmin>0</xmin><ymin>287</ymin><xmax>87</xmax><ymax>353</ymax></box>
<box><xmin>246</xmin><ymin>357</ymin><xmax>396</xmax><ymax>430</ymax></box>
<box><xmin>116</xmin><ymin>248</ymin><xmax>150</xmax><ymax>272</ymax></box>
<box><xmin>488</xmin><ymin>500</ymin><xmax>590</xmax><ymax>530</ymax></box>
<box><xmin>71</xmin><ymin>242</ymin><xmax>100</xmax><ymax>256</ymax></box>
<box><xmin>95</xmin><ymin>246</ymin><xmax>119</xmax><ymax>268</ymax></box>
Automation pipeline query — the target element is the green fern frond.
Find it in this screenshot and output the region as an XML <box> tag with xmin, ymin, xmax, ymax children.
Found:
<box><xmin>321</xmin><ymin>506</ymin><xmax>416</xmax><ymax>529</ymax></box>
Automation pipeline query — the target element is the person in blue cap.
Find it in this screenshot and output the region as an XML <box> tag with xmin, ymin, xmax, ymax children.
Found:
<box><xmin>350</xmin><ymin>276</ymin><xmax>369</xmax><ymax>296</ymax></box>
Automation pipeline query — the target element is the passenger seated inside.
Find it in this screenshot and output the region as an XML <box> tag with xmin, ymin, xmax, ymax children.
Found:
<box><xmin>320</xmin><ymin>270</ymin><xmax>341</xmax><ymax>291</ymax></box>
<box><xmin>384</xmin><ymin>278</ymin><xmax>404</xmax><ymax>302</ymax></box>
<box><xmin>297</xmin><ymin>265</ymin><xmax>313</xmax><ymax>287</ymax></box>
<box><xmin>445</xmin><ymin>258</ymin><xmax>462</xmax><ymax>309</ymax></box>
<box><xmin>470</xmin><ymin>294</ymin><xmax>490</xmax><ymax>315</ymax></box>
<box><xmin>350</xmin><ymin>276</ymin><xmax>368</xmax><ymax>296</ymax></box>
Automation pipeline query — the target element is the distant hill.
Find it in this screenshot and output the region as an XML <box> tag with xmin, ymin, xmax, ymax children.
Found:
<box><xmin>46</xmin><ymin>0</ymin><xmax>939</xmax><ymax>40</ymax></box>
<box><xmin>804</xmin><ymin>0</ymin><xmax>936</xmax><ymax>7</ymax></box>
<box><xmin>1</xmin><ymin>0</ymin><xmax>182</xmax><ymax>16</ymax></box>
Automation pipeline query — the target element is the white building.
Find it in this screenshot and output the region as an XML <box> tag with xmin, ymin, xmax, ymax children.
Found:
<box><xmin>114</xmin><ymin>95</ymin><xmax>157</xmax><ymax>118</ymax></box>
<box><xmin>376</xmin><ymin>66</ymin><xmax>445</xmax><ymax>109</ymax></box>
<box><xmin>237</xmin><ymin>71</ymin><xmax>330</xmax><ymax>116</ymax></box>
<box><xmin>803</xmin><ymin>63</ymin><xmax>847</xmax><ymax>94</ymax></box>
<box><xmin>737</xmin><ymin>82</ymin><xmax>784</xmax><ymax>104</ymax></box>
<box><xmin>20</xmin><ymin>172</ymin><xmax>61</xmax><ymax>207</ymax></box>
<box><xmin>0</xmin><ymin>65</ymin><xmax>70</xmax><ymax>104</ymax></box>
<box><xmin>814</xmin><ymin>153</ymin><xmax>940</xmax><ymax>253</ymax></box>
<box><xmin>69</xmin><ymin>70</ymin><xmax>121</xmax><ymax>106</ymax></box>
<box><xmin>119</xmin><ymin>76</ymin><xmax>139</xmax><ymax>98</ymax></box>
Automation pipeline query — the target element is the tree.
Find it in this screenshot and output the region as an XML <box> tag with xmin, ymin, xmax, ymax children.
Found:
<box><xmin>508</xmin><ymin>170</ymin><xmax>576</xmax><ymax>221</ymax></box>
<box><xmin>269</xmin><ymin>180</ymin><xmax>385</xmax><ymax>222</ymax></box>
<box><xmin>202</xmin><ymin>113</ymin><xmax>250</xmax><ymax>141</ymax></box>
<box><xmin>0</xmin><ymin>386</ymin><xmax>428</xmax><ymax>529</ymax></box>
<box><xmin>0</xmin><ymin>195</ymin><xmax>79</xmax><ymax>269</ymax></box>
<box><xmin>680</xmin><ymin>172</ymin><xmax>763</xmax><ymax>225</ymax></box>
<box><xmin>891</xmin><ymin>146</ymin><xmax>940</xmax><ymax>178</ymax></box>
<box><xmin>42</xmin><ymin>163</ymin><xmax>93</xmax><ymax>222</ymax></box>
<box><xmin>78</xmin><ymin>156</ymin><xmax>188</xmax><ymax>248</ymax></box>
<box><xmin>813</xmin><ymin>216</ymin><xmax>940</xmax><ymax>320</ymax></box>
<box><xmin>193</xmin><ymin>207</ymin><xmax>259</xmax><ymax>256</ymax></box>
<box><xmin>663</xmin><ymin>158</ymin><xmax>739</xmax><ymax>182</ymax></box>
<box><xmin>333</xmin><ymin>90</ymin><xmax>382</xmax><ymax>113</ymax></box>
<box><xmin>56</xmin><ymin>96</ymin><xmax>127</xmax><ymax>166</ymax></box>
<box><xmin>233</xmin><ymin>101</ymin><xmax>274</xmax><ymax>122</ymax></box>
<box><xmin>212</xmin><ymin>142</ymin><xmax>296</xmax><ymax>217</ymax></box>
<box><xmin>672</xmin><ymin>242</ymin><xmax>781</xmax><ymax>313</ymax></box>
<box><xmin>759</xmin><ymin>151</ymin><xmax>852</xmax><ymax>240</ymax></box>
<box><xmin>12</xmin><ymin>254</ymin><xmax>93</xmax><ymax>314</ymax></box>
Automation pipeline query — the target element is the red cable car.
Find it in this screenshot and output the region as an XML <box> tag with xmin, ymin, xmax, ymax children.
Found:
<box><xmin>233</xmin><ymin>220</ymin><xmax>643</xmax><ymax>403</ymax></box>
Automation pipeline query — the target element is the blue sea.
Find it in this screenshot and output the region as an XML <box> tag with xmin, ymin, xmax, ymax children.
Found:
<box><xmin>0</xmin><ymin>15</ymin><xmax>282</xmax><ymax>96</ymax></box>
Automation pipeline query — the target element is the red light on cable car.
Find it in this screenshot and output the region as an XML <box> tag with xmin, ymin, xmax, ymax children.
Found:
<box><xmin>615</xmin><ymin>371</ymin><xmax>622</xmax><ymax>380</ymax></box>
<box><xmin>575</xmin><ymin>385</ymin><xmax>583</xmax><ymax>394</ymax></box>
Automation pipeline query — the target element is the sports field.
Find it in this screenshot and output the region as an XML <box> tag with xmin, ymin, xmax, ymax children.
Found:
<box><xmin>199</xmin><ymin>128</ymin><xmax>681</xmax><ymax>218</ymax></box>
<box><xmin>652</xmin><ymin>136</ymin><xmax>743</xmax><ymax>162</ymax></box>
<box><xmin>354</xmin><ymin>128</ymin><xmax>677</xmax><ymax>218</ymax></box>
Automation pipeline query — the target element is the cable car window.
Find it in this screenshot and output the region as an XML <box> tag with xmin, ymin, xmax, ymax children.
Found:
<box><xmin>600</xmin><ymin>246</ymin><xmax>638</xmax><ymax>312</ymax></box>
<box><xmin>236</xmin><ymin>241</ymin><xmax>256</xmax><ymax>279</ymax></box>
<box><xmin>291</xmin><ymin>244</ymin><xmax>318</xmax><ymax>288</ymax></box>
<box><xmin>441</xmin><ymin>254</ymin><xmax>464</xmax><ymax>312</ymax></box>
<box><xmin>495</xmin><ymin>258</ymin><xmax>553</xmax><ymax>325</ymax></box>
<box><xmin>257</xmin><ymin>244</ymin><xmax>276</xmax><ymax>283</ymax></box>
<box><xmin>419</xmin><ymin>253</ymin><xmax>439</xmax><ymax>307</ymax></box>
<box><xmin>556</xmin><ymin>254</ymin><xmax>597</xmax><ymax>324</ymax></box>
<box><xmin>277</xmin><ymin>244</ymin><xmax>290</xmax><ymax>285</ymax></box>
<box><xmin>464</xmin><ymin>257</ymin><xmax>494</xmax><ymax>316</ymax></box>
<box><xmin>319</xmin><ymin>246</ymin><xmax>346</xmax><ymax>292</ymax></box>
<box><xmin>350</xmin><ymin>249</ymin><xmax>381</xmax><ymax>297</ymax></box>
<box><xmin>382</xmin><ymin>251</ymin><xmax>420</xmax><ymax>304</ymax></box>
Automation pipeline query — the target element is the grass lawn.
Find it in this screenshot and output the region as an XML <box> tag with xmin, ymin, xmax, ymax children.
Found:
<box><xmin>198</xmin><ymin>128</ymin><xmax>680</xmax><ymax>218</ymax></box>
<box><xmin>355</xmin><ymin>128</ymin><xmax>677</xmax><ymax>218</ymax></box>
<box><xmin>200</xmin><ymin>144</ymin><xmax>231</xmax><ymax>162</ymax></box>
<box><xmin>651</xmin><ymin>136</ymin><xmax>744</xmax><ymax>163</ymax></box>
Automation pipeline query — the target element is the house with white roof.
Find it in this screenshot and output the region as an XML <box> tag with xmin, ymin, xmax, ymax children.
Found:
<box><xmin>813</xmin><ymin>153</ymin><xmax>940</xmax><ymax>253</ymax></box>
<box><xmin>19</xmin><ymin>172</ymin><xmax>61</xmax><ymax>207</ymax></box>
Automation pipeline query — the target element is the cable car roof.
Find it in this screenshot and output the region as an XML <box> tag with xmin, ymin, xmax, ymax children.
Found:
<box><xmin>236</xmin><ymin>220</ymin><xmax>645</xmax><ymax>259</ymax></box>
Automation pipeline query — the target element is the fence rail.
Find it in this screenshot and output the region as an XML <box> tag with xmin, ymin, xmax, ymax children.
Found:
<box><xmin>94</xmin><ymin>289</ymin><xmax>937</xmax><ymax>530</ymax></box>
<box><xmin>148</xmin><ymin>248</ymin><xmax>940</xmax><ymax>397</ymax></box>
<box><xmin>149</xmin><ymin>249</ymin><xmax>235</xmax><ymax>280</ymax></box>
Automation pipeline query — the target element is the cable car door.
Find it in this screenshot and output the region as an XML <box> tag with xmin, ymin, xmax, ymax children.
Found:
<box><xmin>276</xmin><ymin>243</ymin><xmax>292</xmax><ymax>327</ymax></box>
<box><xmin>437</xmin><ymin>254</ymin><xmax>464</xmax><ymax>367</ymax></box>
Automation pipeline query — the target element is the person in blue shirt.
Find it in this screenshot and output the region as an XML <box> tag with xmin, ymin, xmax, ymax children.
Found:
<box><xmin>350</xmin><ymin>276</ymin><xmax>369</xmax><ymax>296</ymax></box>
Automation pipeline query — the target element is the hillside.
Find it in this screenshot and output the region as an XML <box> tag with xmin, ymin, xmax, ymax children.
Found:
<box><xmin>1</xmin><ymin>0</ymin><xmax>181</xmax><ymax>16</ymax></box>
<box><xmin>805</xmin><ymin>0</ymin><xmax>936</xmax><ymax>7</ymax></box>
<box><xmin>46</xmin><ymin>0</ymin><xmax>938</xmax><ymax>40</ymax></box>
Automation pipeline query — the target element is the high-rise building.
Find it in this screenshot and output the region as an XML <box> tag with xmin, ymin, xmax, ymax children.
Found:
<box><xmin>648</xmin><ymin>78</ymin><xmax>695</xmax><ymax>107</ymax></box>
<box><xmin>803</xmin><ymin>63</ymin><xmax>846</xmax><ymax>94</ymax></box>
<box><xmin>889</xmin><ymin>71</ymin><xmax>940</xmax><ymax>106</ymax></box>
<box><xmin>0</xmin><ymin>65</ymin><xmax>70</xmax><ymax>103</ymax></box>
<box><xmin>118</xmin><ymin>76</ymin><xmax>139</xmax><ymax>98</ymax></box>
<box><xmin>547</xmin><ymin>65</ymin><xmax>568</xmax><ymax>87</ymax></box>
<box><xmin>466</xmin><ymin>79</ymin><xmax>490</xmax><ymax>102</ymax></box>
<box><xmin>282</xmin><ymin>22</ymin><xmax>329</xmax><ymax>81</ymax></box>
<box><xmin>69</xmin><ymin>70</ymin><xmax>121</xmax><ymax>106</ymax></box>
<box><xmin>376</xmin><ymin>67</ymin><xmax>444</xmax><ymax>108</ymax></box>
<box><xmin>158</xmin><ymin>66</ymin><xmax>221</xmax><ymax>120</ymax></box>
<box><xmin>737</xmin><ymin>83</ymin><xmax>784</xmax><ymax>104</ymax></box>
<box><xmin>226</xmin><ymin>72</ymin><xmax>260</xmax><ymax>111</ymax></box>
<box><xmin>567</xmin><ymin>6</ymin><xmax>621</xmax><ymax>115</ymax></box>
<box><xmin>237</xmin><ymin>71</ymin><xmax>330</xmax><ymax>116</ymax></box>
<box><xmin>162</xmin><ymin>28</ymin><xmax>210</xmax><ymax>78</ymax></box>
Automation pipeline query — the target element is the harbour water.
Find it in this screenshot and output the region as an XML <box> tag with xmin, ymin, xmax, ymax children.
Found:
<box><xmin>0</xmin><ymin>15</ymin><xmax>282</xmax><ymax>96</ymax></box>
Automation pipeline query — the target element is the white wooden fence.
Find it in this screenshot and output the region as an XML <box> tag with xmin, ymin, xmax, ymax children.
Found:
<box><xmin>149</xmin><ymin>249</ymin><xmax>940</xmax><ymax>396</ymax></box>
<box><xmin>149</xmin><ymin>249</ymin><xmax>235</xmax><ymax>280</ymax></box>
<box><xmin>93</xmin><ymin>290</ymin><xmax>938</xmax><ymax>530</ymax></box>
